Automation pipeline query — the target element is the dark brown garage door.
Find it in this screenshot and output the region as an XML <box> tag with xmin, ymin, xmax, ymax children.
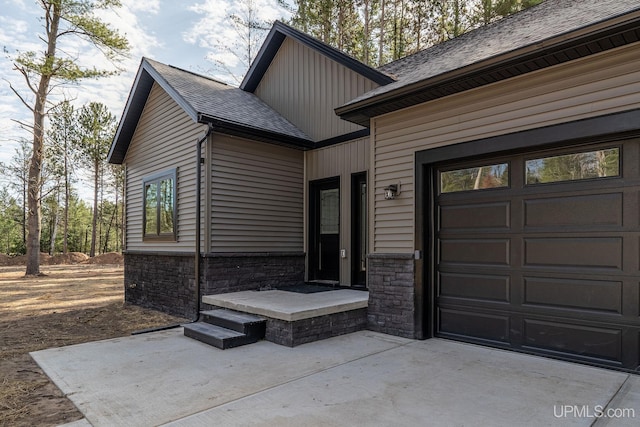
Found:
<box><xmin>435</xmin><ymin>139</ymin><xmax>640</xmax><ymax>371</ymax></box>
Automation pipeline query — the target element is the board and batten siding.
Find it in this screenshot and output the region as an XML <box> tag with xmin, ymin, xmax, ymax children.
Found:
<box><xmin>210</xmin><ymin>135</ymin><xmax>304</xmax><ymax>252</ymax></box>
<box><xmin>124</xmin><ymin>82</ymin><xmax>207</xmax><ymax>252</ymax></box>
<box><xmin>372</xmin><ymin>42</ymin><xmax>640</xmax><ymax>254</ymax></box>
<box><xmin>306</xmin><ymin>137</ymin><xmax>370</xmax><ymax>284</ymax></box>
<box><xmin>255</xmin><ymin>38</ymin><xmax>378</xmax><ymax>141</ymax></box>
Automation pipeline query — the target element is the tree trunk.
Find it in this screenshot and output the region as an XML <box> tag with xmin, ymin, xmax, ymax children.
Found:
<box><xmin>22</xmin><ymin>174</ymin><xmax>26</xmax><ymax>251</ymax></box>
<box><xmin>378</xmin><ymin>0</ymin><xmax>386</xmax><ymax>66</ymax></box>
<box><xmin>103</xmin><ymin>206</ymin><xmax>116</xmax><ymax>254</ymax></box>
<box><xmin>49</xmin><ymin>190</ymin><xmax>59</xmax><ymax>255</ymax></box>
<box><xmin>114</xmin><ymin>183</ymin><xmax>119</xmax><ymax>252</ymax></box>
<box><xmin>363</xmin><ymin>0</ymin><xmax>370</xmax><ymax>65</ymax></box>
<box><xmin>63</xmin><ymin>139</ymin><xmax>69</xmax><ymax>254</ymax></box>
<box><xmin>90</xmin><ymin>158</ymin><xmax>98</xmax><ymax>257</ymax></box>
<box><xmin>26</xmin><ymin>109</ymin><xmax>44</xmax><ymax>275</ymax></box>
<box><xmin>25</xmin><ymin>2</ymin><xmax>60</xmax><ymax>275</ymax></box>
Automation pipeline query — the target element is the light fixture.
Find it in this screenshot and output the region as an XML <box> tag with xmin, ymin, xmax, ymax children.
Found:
<box><xmin>384</xmin><ymin>183</ymin><xmax>401</xmax><ymax>200</ymax></box>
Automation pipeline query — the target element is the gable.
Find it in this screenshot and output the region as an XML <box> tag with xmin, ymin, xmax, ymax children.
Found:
<box><xmin>109</xmin><ymin>57</ymin><xmax>313</xmax><ymax>165</ymax></box>
<box><xmin>254</xmin><ymin>37</ymin><xmax>379</xmax><ymax>142</ymax></box>
<box><xmin>124</xmin><ymin>82</ymin><xmax>206</xmax><ymax>252</ymax></box>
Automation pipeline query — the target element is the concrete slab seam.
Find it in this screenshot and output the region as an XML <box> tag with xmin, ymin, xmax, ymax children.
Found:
<box><xmin>591</xmin><ymin>374</ymin><xmax>632</xmax><ymax>427</ymax></box>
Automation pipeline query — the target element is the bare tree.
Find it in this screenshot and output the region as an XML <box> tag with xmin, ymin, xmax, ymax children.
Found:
<box><xmin>212</xmin><ymin>0</ymin><xmax>273</xmax><ymax>84</ymax></box>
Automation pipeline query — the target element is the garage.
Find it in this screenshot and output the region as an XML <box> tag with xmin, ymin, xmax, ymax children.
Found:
<box><xmin>433</xmin><ymin>138</ymin><xmax>640</xmax><ymax>371</ymax></box>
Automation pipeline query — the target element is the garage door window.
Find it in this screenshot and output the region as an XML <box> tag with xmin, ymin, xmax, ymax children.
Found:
<box><xmin>440</xmin><ymin>163</ymin><xmax>509</xmax><ymax>193</ymax></box>
<box><xmin>526</xmin><ymin>147</ymin><xmax>619</xmax><ymax>185</ymax></box>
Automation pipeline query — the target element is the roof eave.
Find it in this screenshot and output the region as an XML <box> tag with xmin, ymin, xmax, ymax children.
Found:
<box><xmin>107</xmin><ymin>60</ymin><xmax>151</xmax><ymax>164</ymax></box>
<box><xmin>198</xmin><ymin>114</ymin><xmax>315</xmax><ymax>150</ymax></box>
<box><xmin>336</xmin><ymin>11</ymin><xmax>640</xmax><ymax>127</ymax></box>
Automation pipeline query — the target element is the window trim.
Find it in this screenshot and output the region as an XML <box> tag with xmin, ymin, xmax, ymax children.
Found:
<box><xmin>438</xmin><ymin>161</ymin><xmax>511</xmax><ymax>195</ymax></box>
<box><xmin>142</xmin><ymin>168</ymin><xmax>177</xmax><ymax>241</ymax></box>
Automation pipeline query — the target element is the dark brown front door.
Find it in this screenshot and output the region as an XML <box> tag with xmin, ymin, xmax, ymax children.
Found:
<box><xmin>434</xmin><ymin>139</ymin><xmax>640</xmax><ymax>371</ymax></box>
<box><xmin>310</xmin><ymin>178</ymin><xmax>340</xmax><ymax>282</ymax></box>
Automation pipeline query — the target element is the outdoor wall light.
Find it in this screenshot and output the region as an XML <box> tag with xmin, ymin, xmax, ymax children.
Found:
<box><xmin>384</xmin><ymin>183</ymin><xmax>401</xmax><ymax>200</ymax></box>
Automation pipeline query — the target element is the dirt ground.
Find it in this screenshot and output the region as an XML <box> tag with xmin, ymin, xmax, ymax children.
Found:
<box><xmin>0</xmin><ymin>263</ymin><xmax>187</xmax><ymax>427</ymax></box>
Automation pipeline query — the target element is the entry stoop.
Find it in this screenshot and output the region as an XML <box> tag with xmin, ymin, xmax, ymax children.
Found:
<box><xmin>183</xmin><ymin>309</ymin><xmax>266</xmax><ymax>349</ymax></box>
<box><xmin>202</xmin><ymin>289</ymin><xmax>369</xmax><ymax>347</ymax></box>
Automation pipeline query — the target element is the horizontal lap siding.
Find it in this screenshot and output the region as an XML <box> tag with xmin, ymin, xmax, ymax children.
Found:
<box><xmin>124</xmin><ymin>83</ymin><xmax>205</xmax><ymax>252</ymax></box>
<box><xmin>255</xmin><ymin>38</ymin><xmax>378</xmax><ymax>141</ymax></box>
<box><xmin>373</xmin><ymin>42</ymin><xmax>640</xmax><ymax>254</ymax></box>
<box><xmin>211</xmin><ymin>136</ymin><xmax>304</xmax><ymax>252</ymax></box>
<box><xmin>306</xmin><ymin>137</ymin><xmax>370</xmax><ymax>284</ymax></box>
<box><xmin>306</xmin><ymin>137</ymin><xmax>369</xmax><ymax>180</ymax></box>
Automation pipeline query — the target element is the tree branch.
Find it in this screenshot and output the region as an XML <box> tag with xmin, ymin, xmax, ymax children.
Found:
<box><xmin>10</xmin><ymin>119</ymin><xmax>35</xmax><ymax>132</ymax></box>
<box><xmin>5</xmin><ymin>79</ymin><xmax>35</xmax><ymax>113</ymax></box>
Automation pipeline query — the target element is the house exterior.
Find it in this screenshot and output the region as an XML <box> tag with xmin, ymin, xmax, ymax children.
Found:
<box><xmin>109</xmin><ymin>0</ymin><xmax>640</xmax><ymax>372</ymax></box>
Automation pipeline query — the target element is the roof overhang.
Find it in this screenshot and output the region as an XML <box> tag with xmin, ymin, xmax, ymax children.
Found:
<box><xmin>336</xmin><ymin>12</ymin><xmax>640</xmax><ymax>127</ymax></box>
<box><xmin>198</xmin><ymin>114</ymin><xmax>315</xmax><ymax>150</ymax></box>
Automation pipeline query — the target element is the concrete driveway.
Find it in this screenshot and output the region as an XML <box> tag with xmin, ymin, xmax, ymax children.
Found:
<box><xmin>31</xmin><ymin>329</ymin><xmax>639</xmax><ymax>426</ymax></box>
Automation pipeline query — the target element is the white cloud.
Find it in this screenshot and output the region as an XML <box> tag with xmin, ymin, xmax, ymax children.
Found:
<box><xmin>185</xmin><ymin>0</ymin><xmax>291</xmax><ymax>82</ymax></box>
<box><xmin>124</xmin><ymin>0</ymin><xmax>160</xmax><ymax>14</ymax></box>
<box><xmin>0</xmin><ymin>0</ymin><xmax>162</xmax><ymax>173</ymax></box>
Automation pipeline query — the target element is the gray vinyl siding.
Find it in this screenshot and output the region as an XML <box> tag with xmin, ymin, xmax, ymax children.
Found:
<box><xmin>210</xmin><ymin>135</ymin><xmax>304</xmax><ymax>252</ymax></box>
<box><xmin>306</xmin><ymin>137</ymin><xmax>370</xmax><ymax>285</ymax></box>
<box><xmin>124</xmin><ymin>82</ymin><xmax>206</xmax><ymax>252</ymax></box>
<box><xmin>255</xmin><ymin>38</ymin><xmax>379</xmax><ymax>141</ymax></box>
<box><xmin>372</xmin><ymin>42</ymin><xmax>640</xmax><ymax>254</ymax></box>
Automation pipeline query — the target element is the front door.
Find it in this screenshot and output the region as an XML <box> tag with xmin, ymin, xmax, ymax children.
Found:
<box><xmin>309</xmin><ymin>178</ymin><xmax>340</xmax><ymax>282</ymax></box>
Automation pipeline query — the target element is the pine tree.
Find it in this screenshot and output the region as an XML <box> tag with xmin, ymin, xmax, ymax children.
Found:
<box><xmin>6</xmin><ymin>0</ymin><xmax>129</xmax><ymax>275</ymax></box>
<box><xmin>77</xmin><ymin>102</ymin><xmax>117</xmax><ymax>258</ymax></box>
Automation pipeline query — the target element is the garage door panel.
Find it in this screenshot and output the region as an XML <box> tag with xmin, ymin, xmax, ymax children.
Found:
<box><xmin>523</xmin><ymin>277</ymin><xmax>623</xmax><ymax>314</ymax></box>
<box><xmin>524</xmin><ymin>193</ymin><xmax>623</xmax><ymax>229</ymax></box>
<box><xmin>439</xmin><ymin>308</ymin><xmax>510</xmax><ymax>344</ymax></box>
<box><xmin>434</xmin><ymin>139</ymin><xmax>640</xmax><ymax>371</ymax></box>
<box><xmin>524</xmin><ymin>237</ymin><xmax>622</xmax><ymax>270</ymax></box>
<box><xmin>440</xmin><ymin>201</ymin><xmax>510</xmax><ymax>231</ymax></box>
<box><xmin>523</xmin><ymin>319</ymin><xmax>623</xmax><ymax>363</ymax></box>
<box><xmin>439</xmin><ymin>272</ymin><xmax>510</xmax><ymax>302</ymax></box>
<box><xmin>440</xmin><ymin>239</ymin><xmax>510</xmax><ymax>266</ymax></box>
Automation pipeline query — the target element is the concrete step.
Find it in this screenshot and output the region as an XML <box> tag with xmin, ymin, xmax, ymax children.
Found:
<box><xmin>183</xmin><ymin>322</ymin><xmax>260</xmax><ymax>350</ymax></box>
<box><xmin>200</xmin><ymin>309</ymin><xmax>266</xmax><ymax>339</ymax></box>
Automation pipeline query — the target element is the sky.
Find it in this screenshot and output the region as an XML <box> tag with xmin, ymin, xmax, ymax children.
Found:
<box><xmin>0</xmin><ymin>0</ymin><xmax>289</xmax><ymax>193</ymax></box>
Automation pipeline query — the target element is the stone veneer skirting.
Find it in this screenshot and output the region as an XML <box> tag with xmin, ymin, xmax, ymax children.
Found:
<box><xmin>265</xmin><ymin>309</ymin><xmax>368</xmax><ymax>347</ymax></box>
<box><xmin>367</xmin><ymin>253</ymin><xmax>416</xmax><ymax>339</ymax></box>
<box><xmin>201</xmin><ymin>252</ymin><xmax>305</xmax><ymax>296</ymax></box>
<box><xmin>124</xmin><ymin>252</ymin><xmax>196</xmax><ymax>318</ymax></box>
<box><xmin>124</xmin><ymin>251</ymin><xmax>305</xmax><ymax>319</ymax></box>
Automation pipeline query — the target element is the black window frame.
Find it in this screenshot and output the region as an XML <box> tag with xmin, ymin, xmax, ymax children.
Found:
<box><xmin>142</xmin><ymin>168</ymin><xmax>177</xmax><ymax>241</ymax></box>
<box><xmin>524</xmin><ymin>145</ymin><xmax>621</xmax><ymax>186</ymax></box>
<box><xmin>438</xmin><ymin>161</ymin><xmax>511</xmax><ymax>195</ymax></box>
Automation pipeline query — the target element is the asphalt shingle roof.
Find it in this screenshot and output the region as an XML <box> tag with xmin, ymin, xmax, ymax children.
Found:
<box><xmin>346</xmin><ymin>0</ymin><xmax>640</xmax><ymax>108</ymax></box>
<box><xmin>146</xmin><ymin>59</ymin><xmax>310</xmax><ymax>141</ymax></box>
